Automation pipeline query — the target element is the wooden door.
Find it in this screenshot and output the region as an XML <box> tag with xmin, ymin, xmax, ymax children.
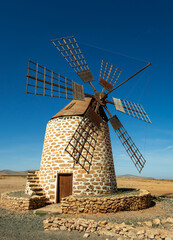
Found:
<box><xmin>57</xmin><ymin>173</ymin><xmax>72</xmax><ymax>203</ymax></box>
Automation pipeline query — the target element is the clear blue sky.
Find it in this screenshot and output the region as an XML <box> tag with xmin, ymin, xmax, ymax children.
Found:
<box><xmin>0</xmin><ymin>0</ymin><xmax>173</xmax><ymax>178</ymax></box>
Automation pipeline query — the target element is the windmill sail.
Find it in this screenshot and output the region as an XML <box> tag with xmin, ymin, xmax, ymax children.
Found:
<box><xmin>109</xmin><ymin>115</ymin><xmax>146</xmax><ymax>173</ymax></box>
<box><xmin>99</xmin><ymin>59</ymin><xmax>122</xmax><ymax>91</ymax></box>
<box><xmin>113</xmin><ymin>98</ymin><xmax>151</xmax><ymax>123</ymax></box>
<box><xmin>26</xmin><ymin>60</ymin><xmax>84</xmax><ymax>100</ymax></box>
<box><xmin>52</xmin><ymin>36</ymin><xmax>94</xmax><ymax>83</ymax></box>
<box><xmin>65</xmin><ymin>116</ymin><xmax>99</xmax><ymax>173</ymax></box>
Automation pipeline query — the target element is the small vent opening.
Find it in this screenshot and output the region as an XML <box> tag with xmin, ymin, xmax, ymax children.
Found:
<box><xmin>65</xmin><ymin>102</ymin><xmax>76</xmax><ymax>110</ymax></box>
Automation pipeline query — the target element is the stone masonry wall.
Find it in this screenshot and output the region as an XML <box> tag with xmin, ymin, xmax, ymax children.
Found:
<box><xmin>39</xmin><ymin>116</ymin><xmax>117</xmax><ymax>202</ymax></box>
<box><xmin>1</xmin><ymin>191</ymin><xmax>47</xmax><ymax>211</ymax></box>
<box><xmin>61</xmin><ymin>190</ymin><xmax>151</xmax><ymax>214</ymax></box>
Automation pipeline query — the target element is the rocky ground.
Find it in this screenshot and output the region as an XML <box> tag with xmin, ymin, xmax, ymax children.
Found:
<box><xmin>44</xmin><ymin>215</ymin><xmax>173</xmax><ymax>240</ymax></box>
<box><xmin>0</xmin><ymin>196</ymin><xmax>173</xmax><ymax>240</ymax></box>
<box><xmin>0</xmin><ymin>176</ymin><xmax>173</xmax><ymax>239</ymax></box>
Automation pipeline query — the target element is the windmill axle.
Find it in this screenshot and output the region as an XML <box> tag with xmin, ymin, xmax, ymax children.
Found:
<box><xmin>94</xmin><ymin>91</ymin><xmax>107</xmax><ymax>106</ymax></box>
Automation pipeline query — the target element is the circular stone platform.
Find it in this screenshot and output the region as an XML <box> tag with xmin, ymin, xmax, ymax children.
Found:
<box><xmin>1</xmin><ymin>191</ymin><xmax>47</xmax><ymax>211</ymax></box>
<box><xmin>61</xmin><ymin>189</ymin><xmax>151</xmax><ymax>214</ymax></box>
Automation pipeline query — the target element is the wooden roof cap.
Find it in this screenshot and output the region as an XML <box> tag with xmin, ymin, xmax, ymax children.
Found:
<box><xmin>51</xmin><ymin>97</ymin><xmax>92</xmax><ymax>119</ymax></box>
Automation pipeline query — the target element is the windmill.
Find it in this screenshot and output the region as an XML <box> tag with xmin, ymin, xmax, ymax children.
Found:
<box><xmin>25</xmin><ymin>36</ymin><xmax>151</xmax><ymax>202</ymax></box>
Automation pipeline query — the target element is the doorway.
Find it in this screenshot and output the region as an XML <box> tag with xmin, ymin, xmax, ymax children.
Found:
<box><xmin>56</xmin><ymin>173</ymin><xmax>73</xmax><ymax>203</ymax></box>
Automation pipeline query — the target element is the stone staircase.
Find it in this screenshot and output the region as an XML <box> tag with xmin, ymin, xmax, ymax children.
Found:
<box><xmin>25</xmin><ymin>170</ymin><xmax>45</xmax><ymax>197</ymax></box>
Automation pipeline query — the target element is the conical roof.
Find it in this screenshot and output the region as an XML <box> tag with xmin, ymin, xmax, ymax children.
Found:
<box><xmin>51</xmin><ymin>97</ymin><xmax>92</xmax><ymax>119</ymax></box>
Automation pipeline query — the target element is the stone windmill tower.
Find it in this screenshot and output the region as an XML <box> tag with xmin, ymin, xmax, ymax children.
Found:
<box><xmin>25</xmin><ymin>36</ymin><xmax>151</xmax><ymax>203</ymax></box>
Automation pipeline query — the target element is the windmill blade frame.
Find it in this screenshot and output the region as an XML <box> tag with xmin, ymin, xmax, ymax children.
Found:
<box><xmin>109</xmin><ymin>115</ymin><xmax>146</xmax><ymax>173</ymax></box>
<box><xmin>51</xmin><ymin>36</ymin><xmax>94</xmax><ymax>83</ymax></box>
<box><xmin>112</xmin><ymin>97</ymin><xmax>151</xmax><ymax>123</ymax></box>
<box><xmin>65</xmin><ymin>115</ymin><xmax>100</xmax><ymax>173</ymax></box>
<box><xmin>99</xmin><ymin>59</ymin><xmax>122</xmax><ymax>91</ymax></box>
<box><xmin>102</xmin><ymin>62</ymin><xmax>151</xmax><ymax>100</ymax></box>
<box><xmin>26</xmin><ymin>60</ymin><xmax>85</xmax><ymax>100</ymax></box>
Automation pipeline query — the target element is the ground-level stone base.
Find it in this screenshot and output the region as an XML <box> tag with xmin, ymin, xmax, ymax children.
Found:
<box><xmin>1</xmin><ymin>191</ymin><xmax>47</xmax><ymax>211</ymax></box>
<box><xmin>43</xmin><ymin>217</ymin><xmax>173</xmax><ymax>239</ymax></box>
<box><xmin>61</xmin><ymin>189</ymin><xmax>151</xmax><ymax>214</ymax></box>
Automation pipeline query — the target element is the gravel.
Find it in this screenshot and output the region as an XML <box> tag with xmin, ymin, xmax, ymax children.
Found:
<box><xmin>0</xmin><ymin>208</ymin><xmax>45</xmax><ymax>240</ymax></box>
<box><xmin>0</xmin><ymin>197</ymin><xmax>172</xmax><ymax>240</ymax></box>
<box><xmin>0</xmin><ymin>208</ymin><xmax>103</xmax><ymax>240</ymax></box>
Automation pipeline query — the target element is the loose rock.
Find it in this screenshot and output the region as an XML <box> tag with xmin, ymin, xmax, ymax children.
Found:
<box><xmin>43</xmin><ymin>216</ymin><xmax>173</xmax><ymax>240</ymax></box>
<box><xmin>137</xmin><ymin>229</ymin><xmax>145</xmax><ymax>235</ymax></box>
<box><xmin>83</xmin><ymin>233</ymin><xmax>90</xmax><ymax>238</ymax></box>
<box><xmin>153</xmin><ymin>218</ymin><xmax>161</xmax><ymax>225</ymax></box>
<box><xmin>144</xmin><ymin>221</ymin><xmax>153</xmax><ymax>227</ymax></box>
<box><xmin>167</xmin><ymin>217</ymin><xmax>173</xmax><ymax>223</ymax></box>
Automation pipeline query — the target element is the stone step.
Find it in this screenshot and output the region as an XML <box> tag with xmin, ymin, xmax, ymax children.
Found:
<box><xmin>31</xmin><ymin>187</ymin><xmax>43</xmax><ymax>191</ymax></box>
<box><xmin>27</xmin><ymin>179</ymin><xmax>39</xmax><ymax>183</ymax></box>
<box><xmin>28</xmin><ymin>179</ymin><xmax>39</xmax><ymax>183</ymax></box>
<box><xmin>33</xmin><ymin>191</ymin><xmax>45</xmax><ymax>196</ymax></box>
<box><xmin>28</xmin><ymin>173</ymin><xmax>37</xmax><ymax>177</ymax></box>
<box><xmin>27</xmin><ymin>176</ymin><xmax>39</xmax><ymax>180</ymax></box>
<box><xmin>29</xmin><ymin>183</ymin><xmax>40</xmax><ymax>187</ymax></box>
<box><xmin>28</xmin><ymin>170</ymin><xmax>37</xmax><ymax>173</ymax></box>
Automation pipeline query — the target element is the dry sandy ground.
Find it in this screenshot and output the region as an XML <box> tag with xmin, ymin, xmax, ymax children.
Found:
<box><xmin>116</xmin><ymin>178</ymin><xmax>173</xmax><ymax>197</ymax></box>
<box><xmin>0</xmin><ymin>176</ymin><xmax>26</xmax><ymax>197</ymax></box>
<box><xmin>0</xmin><ymin>176</ymin><xmax>173</xmax><ymax>197</ymax></box>
<box><xmin>0</xmin><ymin>176</ymin><xmax>173</xmax><ymax>240</ymax></box>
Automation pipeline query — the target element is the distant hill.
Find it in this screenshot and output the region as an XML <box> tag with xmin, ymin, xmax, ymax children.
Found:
<box><xmin>117</xmin><ymin>174</ymin><xmax>154</xmax><ymax>179</ymax></box>
<box><xmin>0</xmin><ymin>171</ymin><xmax>154</xmax><ymax>179</ymax></box>
<box><xmin>0</xmin><ymin>170</ymin><xmax>28</xmax><ymax>176</ymax></box>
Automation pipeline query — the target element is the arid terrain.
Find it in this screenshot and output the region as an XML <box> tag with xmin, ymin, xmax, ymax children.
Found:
<box><xmin>0</xmin><ymin>176</ymin><xmax>26</xmax><ymax>197</ymax></box>
<box><xmin>1</xmin><ymin>175</ymin><xmax>173</xmax><ymax>197</ymax></box>
<box><xmin>117</xmin><ymin>177</ymin><xmax>173</xmax><ymax>197</ymax></box>
<box><xmin>0</xmin><ymin>175</ymin><xmax>173</xmax><ymax>240</ymax></box>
